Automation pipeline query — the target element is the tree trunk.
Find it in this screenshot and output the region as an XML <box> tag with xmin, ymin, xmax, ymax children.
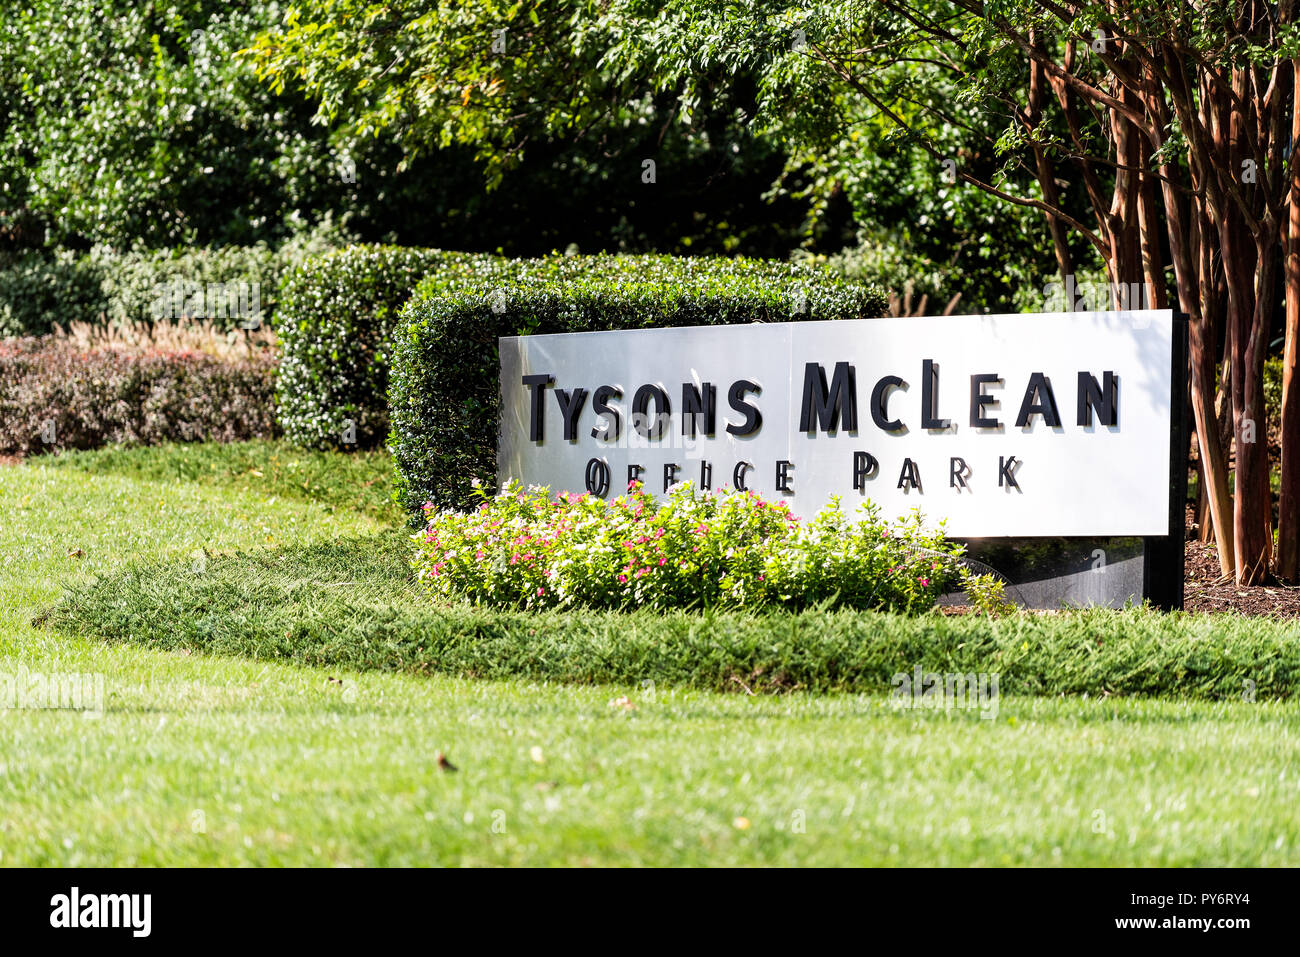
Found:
<box><xmin>1156</xmin><ymin>148</ymin><xmax>1235</xmax><ymax>575</ymax></box>
<box><xmin>1277</xmin><ymin>57</ymin><xmax>1300</xmax><ymax>581</ymax></box>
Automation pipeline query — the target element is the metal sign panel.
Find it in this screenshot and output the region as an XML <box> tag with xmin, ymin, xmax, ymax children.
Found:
<box><xmin>498</xmin><ymin>311</ymin><xmax>1176</xmax><ymax>537</ymax></box>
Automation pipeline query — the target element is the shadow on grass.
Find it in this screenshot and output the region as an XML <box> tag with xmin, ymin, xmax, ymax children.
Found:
<box><xmin>41</xmin><ymin>440</ymin><xmax>400</xmax><ymax>521</ymax></box>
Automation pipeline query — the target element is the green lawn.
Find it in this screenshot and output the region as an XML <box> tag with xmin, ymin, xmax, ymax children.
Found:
<box><xmin>2</xmin><ymin>443</ymin><xmax>1298</xmax><ymax>866</ymax></box>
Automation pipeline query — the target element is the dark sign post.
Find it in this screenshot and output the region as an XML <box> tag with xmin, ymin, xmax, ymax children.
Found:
<box><xmin>1142</xmin><ymin>312</ymin><xmax>1189</xmax><ymax>611</ymax></box>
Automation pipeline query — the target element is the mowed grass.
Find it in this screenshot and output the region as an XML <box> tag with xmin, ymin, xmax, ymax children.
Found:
<box><xmin>2</xmin><ymin>442</ymin><xmax>1299</xmax><ymax>865</ymax></box>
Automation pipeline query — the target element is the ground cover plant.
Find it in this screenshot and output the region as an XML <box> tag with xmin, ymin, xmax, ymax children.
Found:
<box><xmin>48</xmin><ymin>531</ymin><xmax>1300</xmax><ymax>700</ymax></box>
<box><xmin>413</xmin><ymin>481</ymin><xmax>962</xmax><ymax>613</ymax></box>
<box><xmin>1</xmin><ymin>440</ymin><xmax>1296</xmax><ymax>867</ymax></box>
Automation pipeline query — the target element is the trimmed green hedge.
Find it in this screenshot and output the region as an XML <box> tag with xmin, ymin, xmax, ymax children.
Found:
<box><xmin>389</xmin><ymin>254</ymin><xmax>889</xmax><ymax>519</ymax></box>
<box><xmin>274</xmin><ymin>245</ymin><xmax>497</xmax><ymax>450</ymax></box>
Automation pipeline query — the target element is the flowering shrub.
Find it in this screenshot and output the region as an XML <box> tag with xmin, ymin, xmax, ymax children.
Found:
<box><xmin>412</xmin><ymin>481</ymin><xmax>965</xmax><ymax>614</ymax></box>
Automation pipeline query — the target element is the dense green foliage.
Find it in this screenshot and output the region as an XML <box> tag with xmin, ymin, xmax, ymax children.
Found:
<box><xmin>414</xmin><ymin>482</ymin><xmax>961</xmax><ymax>613</ymax></box>
<box><xmin>274</xmin><ymin>245</ymin><xmax>490</xmax><ymax>449</ymax></box>
<box><xmin>390</xmin><ymin>253</ymin><xmax>887</xmax><ymax>516</ymax></box>
<box><xmin>47</xmin><ymin>528</ymin><xmax>1300</xmax><ymax>700</ymax></box>
<box><xmin>1</xmin><ymin>0</ymin><xmax>815</xmax><ymax>263</ymax></box>
<box><xmin>0</xmin><ymin>1</ymin><xmax>336</xmax><ymax>248</ymax></box>
<box><xmin>244</xmin><ymin>1</ymin><xmax>1072</xmax><ymax>310</ymax></box>
<box><xmin>0</xmin><ymin>251</ymin><xmax>107</xmax><ymax>339</ymax></box>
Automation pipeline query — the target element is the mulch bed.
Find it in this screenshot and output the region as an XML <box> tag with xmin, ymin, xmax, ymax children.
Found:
<box><xmin>1183</xmin><ymin>506</ymin><xmax>1300</xmax><ymax>618</ymax></box>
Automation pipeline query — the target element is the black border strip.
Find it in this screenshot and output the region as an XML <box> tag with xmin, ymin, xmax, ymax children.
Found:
<box><xmin>1142</xmin><ymin>311</ymin><xmax>1189</xmax><ymax>610</ymax></box>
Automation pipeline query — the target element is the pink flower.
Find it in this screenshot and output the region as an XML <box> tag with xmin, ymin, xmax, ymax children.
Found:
<box><xmin>617</xmin><ymin>574</ymin><xmax>628</xmax><ymax>584</ymax></box>
<box><xmin>537</xmin><ymin>587</ymin><xmax>545</xmax><ymax>596</ymax></box>
<box><xmin>918</xmin><ymin>578</ymin><xmax>930</xmax><ymax>587</ymax></box>
<box><xmin>475</xmin><ymin>550</ymin><xmax>485</xmax><ymax>559</ymax></box>
<box><xmin>658</xmin><ymin>557</ymin><xmax>666</xmax><ymax>566</ymax></box>
<box><xmin>693</xmin><ymin>524</ymin><xmax>708</xmax><ymax>535</ymax></box>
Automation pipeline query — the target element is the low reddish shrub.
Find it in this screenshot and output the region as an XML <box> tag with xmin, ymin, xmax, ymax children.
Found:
<box><xmin>0</xmin><ymin>337</ymin><xmax>278</xmax><ymax>454</ymax></box>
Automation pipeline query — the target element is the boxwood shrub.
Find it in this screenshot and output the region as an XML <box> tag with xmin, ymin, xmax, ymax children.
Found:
<box><xmin>274</xmin><ymin>245</ymin><xmax>497</xmax><ymax>450</ymax></box>
<box><xmin>389</xmin><ymin>253</ymin><xmax>888</xmax><ymax>519</ymax></box>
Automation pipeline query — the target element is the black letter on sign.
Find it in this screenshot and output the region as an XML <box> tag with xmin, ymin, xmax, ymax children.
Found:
<box><xmin>682</xmin><ymin>382</ymin><xmax>717</xmax><ymax>437</ymax></box>
<box><xmin>726</xmin><ymin>380</ymin><xmax>762</xmax><ymax>435</ymax></box>
<box><xmin>799</xmin><ymin>361</ymin><xmax>857</xmax><ymax>433</ymax></box>
<box><xmin>776</xmin><ymin>460</ymin><xmax>794</xmax><ymax>493</ymax></box>
<box><xmin>663</xmin><ymin>463</ymin><xmax>680</xmax><ymax>492</ymax></box>
<box><xmin>969</xmin><ymin>374</ymin><xmax>1002</xmax><ymax>428</ymax></box>
<box><xmin>898</xmin><ymin>458</ymin><xmax>922</xmax><ymax>492</ymax></box>
<box><xmin>554</xmin><ymin>387</ymin><xmax>588</xmax><ymax>441</ymax></box>
<box><xmin>999</xmin><ymin>456</ymin><xmax>1020</xmax><ymax>489</ymax></box>
<box><xmin>585</xmin><ymin>458</ymin><xmax>610</xmax><ymax>498</ymax></box>
<box><xmin>853</xmin><ymin>451</ymin><xmax>879</xmax><ymax>490</ymax></box>
<box><xmin>591</xmin><ymin>385</ymin><xmax>622</xmax><ymax>440</ymax></box>
<box><xmin>870</xmin><ymin>376</ymin><xmax>906</xmax><ymax>432</ymax></box>
<box><xmin>733</xmin><ymin>461</ymin><xmax>753</xmax><ymax>490</ymax></box>
<box><xmin>1015</xmin><ymin>373</ymin><xmax>1061</xmax><ymax>427</ymax></box>
<box><xmin>699</xmin><ymin>460</ymin><xmax>713</xmax><ymax>490</ymax></box>
<box><xmin>921</xmin><ymin>360</ymin><xmax>952</xmax><ymax>430</ymax></box>
<box><xmin>627</xmin><ymin>463</ymin><xmax>644</xmax><ymax>490</ymax></box>
<box><xmin>1077</xmin><ymin>371</ymin><xmax>1117</xmax><ymax>426</ymax></box>
<box><xmin>522</xmin><ymin>374</ymin><xmax>553</xmax><ymax>441</ymax></box>
<box><xmin>950</xmin><ymin>457</ymin><xmax>971</xmax><ymax>489</ymax></box>
<box><xmin>632</xmin><ymin>384</ymin><xmax>670</xmax><ymax>439</ymax></box>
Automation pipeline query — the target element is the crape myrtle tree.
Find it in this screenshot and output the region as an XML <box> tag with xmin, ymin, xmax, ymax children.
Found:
<box><xmin>610</xmin><ymin>0</ymin><xmax>1300</xmax><ymax>584</ymax></box>
<box><xmin>250</xmin><ymin>0</ymin><xmax>1299</xmax><ymax>584</ymax></box>
<box><xmin>616</xmin><ymin>0</ymin><xmax>1300</xmax><ymax>582</ymax></box>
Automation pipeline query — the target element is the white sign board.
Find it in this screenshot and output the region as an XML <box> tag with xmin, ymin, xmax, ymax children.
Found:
<box><xmin>498</xmin><ymin>311</ymin><xmax>1178</xmax><ymax>537</ymax></box>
